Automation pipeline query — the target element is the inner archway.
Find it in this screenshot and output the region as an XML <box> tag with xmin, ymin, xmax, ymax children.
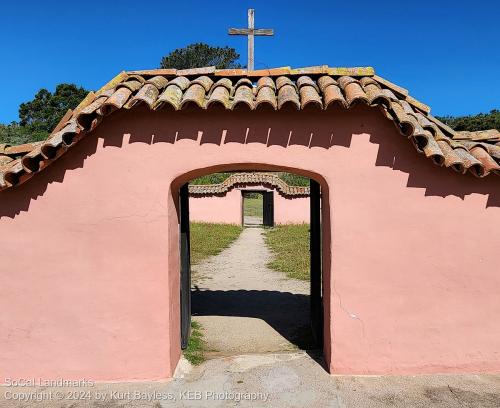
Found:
<box><xmin>175</xmin><ymin>168</ymin><xmax>327</xmax><ymax>363</ymax></box>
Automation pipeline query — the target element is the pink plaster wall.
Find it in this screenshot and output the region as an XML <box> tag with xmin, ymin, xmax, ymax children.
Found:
<box><xmin>1</xmin><ymin>106</ymin><xmax>500</xmax><ymax>382</ymax></box>
<box><xmin>274</xmin><ymin>193</ymin><xmax>309</xmax><ymax>225</ymax></box>
<box><xmin>189</xmin><ymin>189</ymin><xmax>241</xmax><ymax>224</ymax></box>
<box><xmin>189</xmin><ymin>185</ymin><xmax>309</xmax><ymax>225</ymax></box>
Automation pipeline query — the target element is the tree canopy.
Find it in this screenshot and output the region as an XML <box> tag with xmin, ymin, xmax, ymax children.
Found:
<box><xmin>436</xmin><ymin>109</ymin><xmax>500</xmax><ymax>132</ymax></box>
<box><xmin>19</xmin><ymin>83</ymin><xmax>88</xmax><ymax>133</ymax></box>
<box><xmin>160</xmin><ymin>43</ymin><xmax>242</xmax><ymax>70</ymax></box>
<box><xmin>0</xmin><ymin>83</ymin><xmax>88</xmax><ymax>146</ymax></box>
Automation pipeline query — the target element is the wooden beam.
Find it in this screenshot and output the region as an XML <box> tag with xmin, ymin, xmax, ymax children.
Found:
<box><xmin>228</xmin><ymin>28</ymin><xmax>273</xmax><ymax>36</ymax></box>
<box><xmin>228</xmin><ymin>28</ymin><xmax>251</xmax><ymax>35</ymax></box>
<box><xmin>248</xmin><ymin>9</ymin><xmax>254</xmax><ymax>71</ymax></box>
<box><xmin>253</xmin><ymin>28</ymin><xmax>274</xmax><ymax>36</ymax></box>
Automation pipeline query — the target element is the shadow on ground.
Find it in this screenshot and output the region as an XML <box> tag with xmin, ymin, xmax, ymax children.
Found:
<box><xmin>192</xmin><ymin>288</ymin><xmax>316</xmax><ymax>350</ymax></box>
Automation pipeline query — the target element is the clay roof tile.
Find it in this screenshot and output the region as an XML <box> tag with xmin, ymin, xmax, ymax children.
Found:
<box><xmin>2</xmin><ymin>65</ymin><xmax>500</xmax><ymax>192</ymax></box>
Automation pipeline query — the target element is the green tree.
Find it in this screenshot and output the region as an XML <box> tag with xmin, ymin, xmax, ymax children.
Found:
<box><xmin>0</xmin><ymin>123</ymin><xmax>48</xmax><ymax>145</ymax></box>
<box><xmin>437</xmin><ymin>109</ymin><xmax>500</xmax><ymax>132</ymax></box>
<box><xmin>190</xmin><ymin>172</ymin><xmax>232</xmax><ymax>185</ymax></box>
<box><xmin>18</xmin><ymin>83</ymin><xmax>88</xmax><ymax>133</ymax></box>
<box><xmin>160</xmin><ymin>43</ymin><xmax>242</xmax><ymax>70</ymax></box>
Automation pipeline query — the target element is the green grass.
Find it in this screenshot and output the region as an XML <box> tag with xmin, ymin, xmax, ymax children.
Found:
<box><xmin>265</xmin><ymin>223</ymin><xmax>310</xmax><ymax>281</ymax></box>
<box><xmin>183</xmin><ymin>321</ymin><xmax>205</xmax><ymax>365</ymax></box>
<box><xmin>190</xmin><ymin>222</ymin><xmax>242</xmax><ymax>265</ymax></box>
<box><xmin>244</xmin><ymin>196</ymin><xmax>263</xmax><ymax>217</ymax></box>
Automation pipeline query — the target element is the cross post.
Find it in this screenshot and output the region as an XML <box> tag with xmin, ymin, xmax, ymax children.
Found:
<box><xmin>228</xmin><ymin>9</ymin><xmax>274</xmax><ymax>71</ymax></box>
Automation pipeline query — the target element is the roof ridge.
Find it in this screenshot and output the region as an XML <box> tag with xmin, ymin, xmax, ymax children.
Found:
<box><xmin>2</xmin><ymin>68</ymin><xmax>500</xmax><ymax>192</ymax></box>
<box><xmin>126</xmin><ymin>65</ymin><xmax>376</xmax><ymax>78</ymax></box>
<box><xmin>188</xmin><ymin>172</ymin><xmax>310</xmax><ymax>197</ymax></box>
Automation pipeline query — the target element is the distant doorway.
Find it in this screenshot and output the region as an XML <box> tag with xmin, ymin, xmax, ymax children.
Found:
<box><xmin>242</xmin><ymin>190</ymin><xmax>274</xmax><ymax>227</ymax></box>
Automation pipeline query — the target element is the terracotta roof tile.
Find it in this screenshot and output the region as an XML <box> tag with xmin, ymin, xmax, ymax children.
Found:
<box><xmin>317</xmin><ymin>76</ymin><xmax>346</xmax><ymax>109</ymax></box>
<box><xmin>277</xmin><ymin>77</ymin><xmax>300</xmax><ymax>110</ymax></box>
<box><xmin>177</xmin><ymin>66</ymin><xmax>216</xmax><ymax>76</ymax></box>
<box><xmin>100</xmin><ymin>87</ymin><xmax>133</xmax><ymax>115</ymax></box>
<box><xmin>469</xmin><ymin>146</ymin><xmax>500</xmax><ymax>175</ymax></box>
<box><xmin>4</xmin><ymin>142</ymin><xmax>42</xmax><ymax>155</ymax></box>
<box><xmin>207</xmin><ymin>82</ymin><xmax>231</xmax><ymax>109</ymax></box>
<box><xmin>232</xmin><ymin>83</ymin><xmax>254</xmax><ymax>110</ymax></box>
<box><xmin>256</xmin><ymin>76</ymin><xmax>275</xmax><ymax>92</ymax></box>
<box><xmin>339</xmin><ymin>77</ymin><xmax>369</xmax><ymax>107</ymax></box>
<box><xmin>328</xmin><ymin>67</ymin><xmax>375</xmax><ymax>76</ymax></box>
<box><xmin>373</xmin><ymin>75</ymin><xmax>409</xmax><ymax>97</ymax></box>
<box><xmin>299</xmin><ymin>83</ymin><xmax>323</xmax><ymax>110</ymax></box>
<box><xmin>405</xmin><ymin>95</ymin><xmax>430</xmax><ymax>114</ymax></box>
<box><xmin>0</xmin><ymin>155</ymin><xmax>13</xmax><ymax>166</ymax></box>
<box><xmin>454</xmin><ymin>129</ymin><xmax>500</xmax><ymax>142</ymax></box>
<box><xmin>146</xmin><ymin>75</ymin><xmax>169</xmax><ymax>90</ymax></box>
<box><xmin>255</xmin><ymin>82</ymin><xmax>277</xmax><ymax>110</ymax></box>
<box><xmin>189</xmin><ymin>173</ymin><xmax>310</xmax><ymax>197</ymax></box>
<box><xmin>154</xmin><ymin>78</ymin><xmax>189</xmax><ymax>110</ymax></box>
<box><xmin>125</xmin><ymin>83</ymin><xmax>160</xmax><ymax>109</ymax></box>
<box><xmin>1</xmin><ymin>65</ymin><xmax>499</xmax><ymax>191</ymax></box>
<box><xmin>180</xmin><ymin>82</ymin><xmax>207</xmax><ymax>109</ymax></box>
<box><xmin>214</xmin><ymin>69</ymin><xmax>248</xmax><ymax>76</ymax></box>
<box><xmin>291</xmin><ymin>66</ymin><xmax>329</xmax><ymax>75</ymax></box>
<box><xmin>127</xmin><ymin>69</ymin><xmax>177</xmax><ymax>76</ymax></box>
<box><xmin>247</xmin><ymin>67</ymin><xmax>291</xmax><ymax>77</ymax></box>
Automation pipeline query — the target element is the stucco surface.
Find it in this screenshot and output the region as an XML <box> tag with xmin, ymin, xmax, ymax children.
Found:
<box><xmin>189</xmin><ymin>185</ymin><xmax>309</xmax><ymax>225</ymax></box>
<box><xmin>274</xmin><ymin>193</ymin><xmax>309</xmax><ymax>224</ymax></box>
<box><xmin>189</xmin><ymin>189</ymin><xmax>241</xmax><ymax>224</ymax></box>
<box><xmin>1</xmin><ymin>106</ymin><xmax>500</xmax><ymax>381</ymax></box>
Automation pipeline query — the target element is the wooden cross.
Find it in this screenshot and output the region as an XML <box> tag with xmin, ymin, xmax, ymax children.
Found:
<box><xmin>228</xmin><ymin>9</ymin><xmax>274</xmax><ymax>71</ymax></box>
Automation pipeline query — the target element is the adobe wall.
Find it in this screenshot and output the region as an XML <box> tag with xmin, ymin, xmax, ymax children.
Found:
<box><xmin>274</xmin><ymin>193</ymin><xmax>309</xmax><ymax>225</ymax></box>
<box><xmin>189</xmin><ymin>185</ymin><xmax>309</xmax><ymax>225</ymax></box>
<box><xmin>1</xmin><ymin>105</ymin><xmax>500</xmax><ymax>381</ymax></box>
<box><xmin>189</xmin><ymin>189</ymin><xmax>242</xmax><ymax>224</ymax></box>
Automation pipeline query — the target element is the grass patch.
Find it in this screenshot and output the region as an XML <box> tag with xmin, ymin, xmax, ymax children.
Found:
<box><xmin>190</xmin><ymin>222</ymin><xmax>242</xmax><ymax>265</ymax></box>
<box><xmin>183</xmin><ymin>321</ymin><xmax>205</xmax><ymax>365</ymax></box>
<box><xmin>265</xmin><ymin>223</ymin><xmax>310</xmax><ymax>281</ymax></box>
<box><xmin>244</xmin><ymin>196</ymin><xmax>263</xmax><ymax>218</ymax></box>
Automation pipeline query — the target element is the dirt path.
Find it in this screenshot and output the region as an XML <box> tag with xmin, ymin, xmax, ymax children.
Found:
<box><xmin>192</xmin><ymin>227</ymin><xmax>314</xmax><ymax>357</ymax></box>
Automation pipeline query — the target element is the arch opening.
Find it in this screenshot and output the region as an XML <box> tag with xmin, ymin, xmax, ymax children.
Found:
<box><xmin>172</xmin><ymin>167</ymin><xmax>330</xmax><ymax>369</ymax></box>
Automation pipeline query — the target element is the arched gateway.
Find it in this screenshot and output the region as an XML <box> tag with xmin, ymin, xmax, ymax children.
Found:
<box><xmin>1</xmin><ymin>66</ymin><xmax>500</xmax><ymax>381</ymax></box>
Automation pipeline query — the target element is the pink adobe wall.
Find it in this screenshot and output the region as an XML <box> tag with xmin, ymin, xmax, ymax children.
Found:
<box><xmin>189</xmin><ymin>189</ymin><xmax>242</xmax><ymax>224</ymax></box>
<box><xmin>189</xmin><ymin>184</ymin><xmax>309</xmax><ymax>225</ymax></box>
<box><xmin>1</xmin><ymin>105</ymin><xmax>500</xmax><ymax>382</ymax></box>
<box><xmin>274</xmin><ymin>193</ymin><xmax>309</xmax><ymax>225</ymax></box>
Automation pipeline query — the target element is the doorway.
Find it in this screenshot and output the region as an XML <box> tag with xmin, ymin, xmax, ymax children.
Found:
<box><xmin>242</xmin><ymin>190</ymin><xmax>274</xmax><ymax>227</ymax></box>
<box><xmin>179</xmin><ymin>175</ymin><xmax>323</xmax><ymax>358</ymax></box>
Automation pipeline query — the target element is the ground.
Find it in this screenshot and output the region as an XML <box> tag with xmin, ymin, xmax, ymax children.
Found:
<box><xmin>191</xmin><ymin>226</ymin><xmax>314</xmax><ymax>357</ymax></box>
<box><xmin>189</xmin><ymin>222</ymin><xmax>242</xmax><ymax>265</ymax></box>
<box><xmin>3</xmin><ymin>354</ymin><xmax>500</xmax><ymax>407</ymax></box>
<box><xmin>265</xmin><ymin>223</ymin><xmax>310</xmax><ymax>280</ymax></box>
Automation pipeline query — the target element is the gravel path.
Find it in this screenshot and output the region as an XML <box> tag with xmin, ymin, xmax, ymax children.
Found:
<box><xmin>192</xmin><ymin>227</ymin><xmax>314</xmax><ymax>357</ymax></box>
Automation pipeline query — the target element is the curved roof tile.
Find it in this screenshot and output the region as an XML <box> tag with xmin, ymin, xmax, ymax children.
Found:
<box><xmin>189</xmin><ymin>172</ymin><xmax>310</xmax><ymax>197</ymax></box>
<box><xmin>1</xmin><ymin>65</ymin><xmax>499</xmax><ymax>191</ymax></box>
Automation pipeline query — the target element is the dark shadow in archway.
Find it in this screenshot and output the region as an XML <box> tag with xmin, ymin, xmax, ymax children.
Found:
<box><xmin>191</xmin><ymin>288</ymin><xmax>316</xmax><ymax>350</ymax></box>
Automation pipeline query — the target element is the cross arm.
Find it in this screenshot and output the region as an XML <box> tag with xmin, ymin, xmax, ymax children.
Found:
<box><xmin>228</xmin><ymin>28</ymin><xmax>274</xmax><ymax>36</ymax></box>
<box><xmin>254</xmin><ymin>29</ymin><xmax>274</xmax><ymax>36</ymax></box>
<box><xmin>228</xmin><ymin>28</ymin><xmax>251</xmax><ymax>35</ymax></box>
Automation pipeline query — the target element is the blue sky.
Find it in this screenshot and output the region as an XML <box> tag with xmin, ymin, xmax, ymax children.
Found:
<box><xmin>0</xmin><ymin>0</ymin><xmax>498</xmax><ymax>123</ymax></box>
